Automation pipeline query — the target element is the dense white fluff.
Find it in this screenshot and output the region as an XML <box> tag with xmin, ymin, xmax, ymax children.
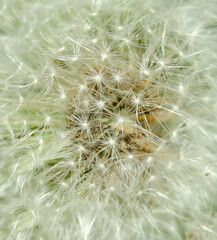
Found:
<box><xmin>0</xmin><ymin>0</ymin><xmax>217</xmax><ymax>239</ymax></box>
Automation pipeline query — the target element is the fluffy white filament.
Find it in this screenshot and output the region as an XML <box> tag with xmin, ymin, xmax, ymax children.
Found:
<box><xmin>0</xmin><ymin>0</ymin><xmax>217</xmax><ymax>240</ymax></box>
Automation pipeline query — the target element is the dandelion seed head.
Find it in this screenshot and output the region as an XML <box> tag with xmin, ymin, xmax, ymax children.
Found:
<box><xmin>2</xmin><ymin>1</ymin><xmax>217</xmax><ymax>239</ymax></box>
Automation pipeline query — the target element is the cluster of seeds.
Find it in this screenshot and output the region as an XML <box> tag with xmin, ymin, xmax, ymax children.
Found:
<box><xmin>51</xmin><ymin>8</ymin><xmax>192</xmax><ymax>185</ymax></box>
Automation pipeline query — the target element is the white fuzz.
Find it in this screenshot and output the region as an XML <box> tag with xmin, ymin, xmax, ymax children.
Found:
<box><xmin>0</xmin><ymin>0</ymin><xmax>217</xmax><ymax>239</ymax></box>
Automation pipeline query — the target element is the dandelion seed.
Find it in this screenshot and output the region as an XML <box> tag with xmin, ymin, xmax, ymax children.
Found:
<box><xmin>97</xmin><ymin>100</ymin><xmax>105</xmax><ymax>108</ymax></box>
<box><xmin>39</xmin><ymin>138</ymin><xmax>43</xmax><ymax>145</ymax></box>
<box><xmin>202</xmin><ymin>96</ymin><xmax>210</xmax><ymax>103</ymax></box>
<box><xmin>173</xmin><ymin>105</ymin><xmax>179</xmax><ymax>111</ymax></box>
<box><xmin>108</xmin><ymin>138</ymin><xmax>115</xmax><ymax>146</ymax></box>
<box><xmin>85</xmin><ymin>24</ymin><xmax>90</xmax><ymax>30</ymax></box>
<box><xmin>61</xmin><ymin>182</ymin><xmax>67</xmax><ymax>187</ymax></box>
<box><xmin>117</xmin><ymin>26</ymin><xmax>124</xmax><ymax>31</ymax></box>
<box><xmin>99</xmin><ymin>163</ymin><xmax>105</xmax><ymax>168</ymax></box>
<box><xmin>123</xmin><ymin>38</ymin><xmax>130</xmax><ymax>44</ymax></box>
<box><xmin>172</xmin><ymin>130</ymin><xmax>177</xmax><ymax>138</ymax></box>
<box><xmin>72</xmin><ymin>56</ymin><xmax>78</xmax><ymax>62</ymax></box>
<box><xmin>81</xmin><ymin>122</ymin><xmax>88</xmax><ymax>129</ymax></box>
<box><xmin>83</xmin><ymin>100</ymin><xmax>89</xmax><ymax>107</ymax></box>
<box><xmin>159</xmin><ymin>60</ymin><xmax>165</xmax><ymax>67</ymax></box>
<box><xmin>101</xmin><ymin>53</ymin><xmax>107</xmax><ymax>60</ymax></box>
<box><xmin>92</xmin><ymin>38</ymin><xmax>98</xmax><ymax>43</ymax></box>
<box><xmin>143</xmin><ymin>69</ymin><xmax>150</xmax><ymax>75</ymax></box>
<box><xmin>46</xmin><ymin>116</ymin><xmax>50</xmax><ymax>123</ymax></box>
<box><xmin>51</xmin><ymin>71</ymin><xmax>55</xmax><ymax>78</ymax></box>
<box><xmin>114</xmin><ymin>73</ymin><xmax>122</xmax><ymax>82</ymax></box>
<box><xmin>58</xmin><ymin>47</ymin><xmax>65</xmax><ymax>52</ymax></box>
<box><xmin>18</xmin><ymin>64</ymin><xmax>23</xmax><ymax>70</ymax></box>
<box><xmin>117</xmin><ymin>116</ymin><xmax>124</xmax><ymax>124</ymax></box>
<box><xmin>149</xmin><ymin>175</ymin><xmax>156</xmax><ymax>181</ymax></box>
<box><xmin>79</xmin><ymin>84</ymin><xmax>86</xmax><ymax>91</ymax></box>
<box><xmin>179</xmin><ymin>51</ymin><xmax>184</xmax><ymax>57</ymax></box>
<box><xmin>78</xmin><ymin>145</ymin><xmax>85</xmax><ymax>152</ymax></box>
<box><xmin>89</xmin><ymin>183</ymin><xmax>95</xmax><ymax>188</ymax></box>
<box><xmin>60</xmin><ymin>93</ymin><xmax>66</xmax><ymax>99</ymax></box>
<box><xmin>94</xmin><ymin>74</ymin><xmax>102</xmax><ymax>82</ymax></box>
<box><xmin>168</xmin><ymin>162</ymin><xmax>173</xmax><ymax>169</ymax></box>
<box><xmin>133</xmin><ymin>97</ymin><xmax>140</xmax><ymax>105</ymax></box>
<box><xmin>127</xmin><ymin>154</ymin><xmax>134</xmax><ymax>159</ymax></box>
<box><xmin>147</xmin><ymin>157</ymin><xmax>152</xmax><ymax>163</ymax></box>
<box><xmin>178</xmin><ymin>84</ymin><xmax>184</xmax><ymax>93</ymax></box>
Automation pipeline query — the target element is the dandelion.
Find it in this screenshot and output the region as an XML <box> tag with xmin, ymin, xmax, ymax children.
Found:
<box><xmin>1</xmin><ymin>0</ymin><xmax>217</xmax><ymax>239</ymax></box>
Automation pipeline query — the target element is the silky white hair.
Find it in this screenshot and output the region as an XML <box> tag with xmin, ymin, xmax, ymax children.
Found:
<box><xmin>0</xmin><ymin>0</ymin><xmax>217</xmax><ymax>239</ymax></box>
